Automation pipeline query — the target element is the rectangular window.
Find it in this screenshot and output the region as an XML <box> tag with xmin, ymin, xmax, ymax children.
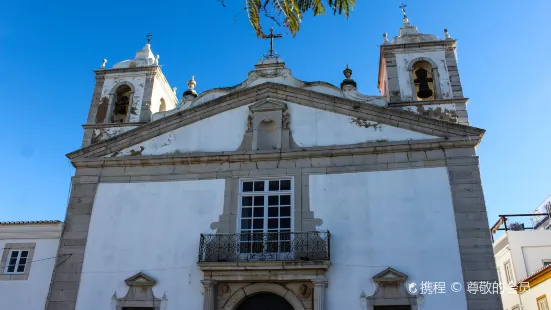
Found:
<box><xmin>239</xmin><ymin>178</ymin><xmax>293</xmax><ymax>258</ymax></box>
<box><xmin>4</xmin><ymin>250</ymin><xmax>29</xmax><ymax>274</ymax></box>
<box><xmin>504</xmin><ymin>261</ymin><xmax>514</xmax><ymax>285</ymax></box>
<box><xmin>543</xmin><ymin>260</ymin><xmax>551</xmax><ymax>267</ymax></box>
<box><xmin>537</xmin><ymin>295</ymin><xmax>549</xmax><ymax>310</ymax></box>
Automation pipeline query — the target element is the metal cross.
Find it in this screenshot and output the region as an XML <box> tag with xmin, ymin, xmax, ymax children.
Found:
<box><xmin>262</xmin><ymin>27</ymin><xmax>283</xmax><ymax>59</ymax></box>
<box><xmin>146</xmin><ymin>33</ymin><xmax>153</xmax><ymax>44</ymax></box>
<box><xmin>399</xmin><ymin>3</ymin><xmax>408</xmax><ymax>18</ymax></box>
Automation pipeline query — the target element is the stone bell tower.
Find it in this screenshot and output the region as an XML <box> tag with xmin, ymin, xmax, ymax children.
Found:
<box><xmin>81</xmin><ymin>37</ymin><xmax>178</xmax><ymax>147</ymax></box>
<box><xmin>378</xmin><ymin>5</ymin><xmax>469</xmax><ymax>124</ymax></box>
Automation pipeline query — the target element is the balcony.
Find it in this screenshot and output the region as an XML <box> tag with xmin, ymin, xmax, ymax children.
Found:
<box><xmin>198</xmin><ymin>231</ymin><xmax>330</xmax><ymax>263</ymax></box>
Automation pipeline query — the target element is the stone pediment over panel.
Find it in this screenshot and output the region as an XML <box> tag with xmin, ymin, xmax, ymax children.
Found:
<box><xmin>67</xmin><ymin>83</ymin><xmax>484</xmax><ymax>160</ymax></box>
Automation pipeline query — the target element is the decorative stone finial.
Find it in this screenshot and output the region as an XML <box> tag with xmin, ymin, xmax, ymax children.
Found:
<box><xmin>341</xmin><ymin>65</ymin><xmax>357</xmax><ymax>90</ymax></box>
<box><xmin>444</xmin><ymin>28</ymin><xmax>451</xmax><ymax>39</ymax></box>
<box><xmin>172</xmin><ymin>87</ymin><xmax>177</xmax><ymax>94</ymax></box>
<box><xmin>383</xmin><ymin>33</ymin><xmax>389</xmax><ymax>44</ymax></box>
<box><xmin>188</xmin><ymin>76</ymin><xmax>196</xmax><ymax>90</ymax></box>
<box><xmin>101</xmin><ymin>59</ymin><xmax>107</xmax><ymax>69</ymax></box>
<box><xmin>155</xmin><ymin>55</ymin><xmax>160</xmax><ymax>65</ymax></box>
<box><xmin>182</xmin><ymin>76</ymin><xmax>198</xmax><ymax>100</ymax></box>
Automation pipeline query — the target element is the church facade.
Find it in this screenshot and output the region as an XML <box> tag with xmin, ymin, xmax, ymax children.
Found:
<box><xmin>39</xmin><ymin>16</ymin><xmax>501</xmax><ymax>310</ymax></box>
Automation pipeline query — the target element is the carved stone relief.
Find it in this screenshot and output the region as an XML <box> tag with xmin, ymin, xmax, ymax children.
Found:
<box><xmin>111</xmin><ymin>272</ymin><xmax>167</xmax><ymax>310</ymax></box>
<box><xmin>365</xmin><ymin>268</ymin><xmax>418</xmax><ymax>310</ymax></box>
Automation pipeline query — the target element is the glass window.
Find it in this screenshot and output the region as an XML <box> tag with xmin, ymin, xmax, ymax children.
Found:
<box><xmin>4</xmin><ymin>250</ymin><xmax>29</xmax><ymax>274</ymax></box>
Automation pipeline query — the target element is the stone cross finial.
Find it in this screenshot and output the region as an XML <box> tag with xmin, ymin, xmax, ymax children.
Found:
<box><xmin>399</xmin><ymin>3</ymin><xmax>408</xmax><ymax>19</ymax></box>
<box><xmin>262</xmin><ymin>27</ymin><xmax>283</xmax><ymax>59</ymax></box>
<box><xmin>188</xmin><ymin>76</ymin><xmax>196</xmax><ymax>90</ymax></box>
<box><xmin>101</xmin><ymin>59</ymin><xmax>107</xmax><ymax>69</ymax></box>
<box><xmin>155</xmin><ymin>55</ymin><xmax>160</xmax><ymax>65</ymax></box>
<box><xmin>444</xmin><ymin>29</ymin><xmax>451</xmax><ymax>39</ymax></box>
<box><xmin>146</xmin><ymin>33</ymin><xmax>152</xmax><ymax>44</ymax></box>
<box><xmin>383</xmin><ymin>33</ymin><xmax>389</xmax><ymax>43</ymax></box>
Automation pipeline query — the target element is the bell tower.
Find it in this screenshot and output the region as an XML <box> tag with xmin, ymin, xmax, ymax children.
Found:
<box><xmin>378</xmin><ymin>5</ymin><xmax>469</xmax><ymax>124</ymax></box>
<box><xmin>82</xmin><ymin>37</ymin><xmax>179</xmax><ymax>147</ymax></box>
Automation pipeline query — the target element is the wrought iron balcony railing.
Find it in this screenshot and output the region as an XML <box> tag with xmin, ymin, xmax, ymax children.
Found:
<box><xmin>198</xmin><ymin>231</ymin><xmax>330</xmax><ymax>262</ymax></box>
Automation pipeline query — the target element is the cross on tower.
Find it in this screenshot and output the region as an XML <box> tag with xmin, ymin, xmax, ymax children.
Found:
<box><xmin>399</xmin><ymin>3</ymin><xmax>408</xmax><ymax>18</ymax></box>
<box><xmin>146</xmin><ymin>33</ymin><xmax>153</xmax><ymax>44</ymax></box>
<box><xmin>262</xmin><ymin>27</ymin><xmax>283</xmax><ymax>59</ymax></box>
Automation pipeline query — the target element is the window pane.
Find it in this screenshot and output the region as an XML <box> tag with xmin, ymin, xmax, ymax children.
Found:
<box><xmin>243</xmin><ymin>182</ymin><xmax>253</xmax><ymax>192</ymax></box>
<box><xmin>280</xmin><ymin>218</ymin><xmax>291</xmax><ymax>229</ymax></box>
<box><xmin>16</xmin><ymin>265</ymin><xmax>25</xmax><ymax>273</ymax></box>
<box><xmin>253</xmin><ymin>219</ymin><xmax>264</xmax><ymax>229</ymax></box>
<box><xmin>6</xmin><ymin>265</ymin><xmax>15</xmax><ymax>273</ymax></box>
<box><xmin>268</xmin><ymin>219</ymin><xmax>278</xmax><ymax>229</ymax></box>
<box><xmin>269</xmin><ymin>181</ymin><xmax>279</xmax><ymax>191</ymax></box>
<box><xmin>9</xmin><ymin>258</ymin><xmax>17</xmax><ymax>266</ymax></box>
<box><xmin>19</xmin><ymin>258</ymin><xmax>27</xmax><ymax>266</ymax></box>
<box><xmin>253</xmin><ymin>208</ymin><xmax>264</xmax><ymax>217</ymax></box>
<box><xmin>253</xmin><ymin>181</ymin><xmax>264</xmax><ymax>192</ymax></box>
<box><xmin>280</xmin><ymin>195</ymin><xmax>291</xmax><ymax>205</ymax></box>
<box><xmin>10</xmin><ymin>251</ymin><xmax>19</xmax><ymax>258</ymax></box>
<box><xmin>242</xmin><ymin>196</ymin><xmax>252</xmax><ymax>206</ymax></box>
<box><xmin>20</xmin><ymin>251</ymin><xmax>28</xmax><ymax>258</ymax></box>
<box><xmin>241</xmin><ymin>219</ymin><xmax>251</xmax><ymax>229</ymax></box>
<box><xmin>241</xmin><ymin>207</ymin><xmax>252</xmax><ymax>217</ymax></box>
<box><xmin>268</xmin><ymin>195</ymin><xmax>278</xmax><ymax>206</ymax></box>
<box><xmin>281</xmin><ymin>180</ymin><xmax>291</xmax><ymax>190</ymax></box>
<box><xmin>268</xmin><ymin>207</ymin><xmax>278</xmax><ymax>217</ymax></box>
<box><xmin>253</xmin><ymin>196</ymin><xmax>264</xmax><ymax>206</ymax></box>
<box><xmin>280</xmin><ymin>206</ymin><xmax>291</xmax><ymax>217</ymax></box>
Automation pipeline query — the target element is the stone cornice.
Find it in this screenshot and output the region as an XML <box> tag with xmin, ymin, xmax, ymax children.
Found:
<box><xmin>388</xmin><ymin>98</ymin><xmax>469</xmax><ymax>107</ymax></box>
<box><xmin>0</xmin><ymin>224</ymin><xmax>63</xmax><ymax>239</ymax></box>
<box><xmin>67</xmin><ymin>83</ymin><xmax>485</xmax><ymax>160</ymax></box>
<box><xmin>82</xmin><ymin>123</ymin><xmax>146</xmax><ymax>129</ymax></box>
<box><xmin>381</xmin><ymin>39</ymin><xmax>456</xmax><ymax>52</ymax></box>
<box><xmin>94</xmin><ymin>65</ymin><xmax>159</xmax><ymax>76</ymax></box>
<box><xmin>70</xmin><ymin>137</ymin><xmax>480</xmax><ymax>168</ymax></box>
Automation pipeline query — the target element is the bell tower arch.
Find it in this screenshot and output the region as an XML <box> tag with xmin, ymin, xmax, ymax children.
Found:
<box><xmin>377</xmin><ymin>7</ymin><xmax>469</xmax><ymax>125</ymax></box>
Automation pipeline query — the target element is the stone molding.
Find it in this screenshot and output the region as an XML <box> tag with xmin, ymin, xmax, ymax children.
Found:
<box><xmin>113</xmin><ymin>272</ymin><xmax>165</xmax><ymax>310</ymax></box>
<box><xmin>388</xmin><ymin>97</ymin><xmax>468</xmax><ymax>107</ymax></box>
<box><xmin>94</xmin><ymin>65</ymin><xmax>158</xmax><ymax>76</ymax></box>
<box><xmin>222</xmin><ymin>283</ymin><xmax>307</xmax><ymax>310</ymax></box>
<box><xmin>67</xmin><ymin>83</ymin><xmax>484</xmax><ymax>160</ymax></box>
<box><xmin>381</xmin><ymin>39</ymin><xmax>456</xmax><ymax>52</ymax></box>
<box><xmin>71</xmin><ymin>137</ymin><xmax>480</xmax><ymax>169</ymax></box>
<box><xmin>366</xmin><ymin>267</ymin><xmax>418</xmax><ymax>309</ymax></box>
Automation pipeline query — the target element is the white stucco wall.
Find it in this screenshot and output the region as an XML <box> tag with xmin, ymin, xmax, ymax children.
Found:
<box><xmin>309</xmin><ymin>167</ymin><xmax>467</xmax><ymax>310</ymax></box>
<box><xmin>101</xmin><ymin>74</ymin><xmax>147</xmax><ymax>123</ymax></box>
<box><xmin>520</xmin><ymin>279</ymin><xmax>551</xmax><ymax>310</ymax></box>
<box><xmin>151</xmin><ymin>77</ymin><xmax>177</xmax><ymax>114</ymax></box>
<box><xmin>506</xmin><ymin>231</ymin><xmax>551</xmax><ymax>279</ymax></box>
<box><xmin>0</xmin><ymin>232</ymin><xmax>61</xmax><ymax>310</ymax></box>
<box><xmin>75</xmin><ymin>180</ymin><xmax>225</xmax><ymax>310</ymax></box>
<box><xmin>495</xmin><ymin>245</ymin><xmax>521</xmax><ymax>308</ymax></box>
<box><xmin>288</xmin><ymin>103</ymin><xmax>437</xmax><ymax>147</ymax></box>
<box><xmin>396</xmin><ymin>51</ymin><xmax>453</xmax><ymax>101</ymax></box>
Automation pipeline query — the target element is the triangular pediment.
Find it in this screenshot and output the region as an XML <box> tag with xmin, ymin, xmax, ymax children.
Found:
<box><xmin>249</xmin><ymin>98</ymin><xmax>287</xmax><ymax>112</ymax></box>
<box><xmin>373</xmin><ymin>267</ymin><xmax>408</xmax><ymax>284</ymax></box>
<box><xmin>68</xmin><ymin>83</ymin><xmax>484</xmax><ymax>161</ymax></box>
<box><xmin>125</xmin><ymin>272</ymin><xmax>156</xmax><ymax>287</ymax></box>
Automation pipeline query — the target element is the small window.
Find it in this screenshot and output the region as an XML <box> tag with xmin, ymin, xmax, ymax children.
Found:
<box><xmin>159</xmin><ymin>98</ymin><xmax>166</xmax><ymax>112</ymax></box>
<box><xmin>543</xmin><ymin>260</ymin><xmax>551</xmax><ymax>267</ymax></box>
<box><xmin>537</xmin><ymin>295</ymin><xmax>549</xmax><ymax>310</ymax></box>
<box><xmin>4</xmin><ymin>250</ymin><xmax>29</xmax><ymax>274</ymax></box>
<box><xmin>504</xmin><ymin>261</ymin><xmax>515</xmax><ymax>285</ymax></box>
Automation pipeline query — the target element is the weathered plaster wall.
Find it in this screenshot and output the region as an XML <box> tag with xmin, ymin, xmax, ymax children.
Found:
<box><xmin>288</xmin><ymin>103</ymin><xmax>437</xmax><ymax>147</ymax></box>
<box><xmin>309</xmin><ymin>167</ymin><xmax>468</xmax><ymax>310</ymax></box>
<box><xmin>101</xmin><ymin>74</ymin><xmax>147</xmax><ymax>122</ymax></box>
<box><xmin>0</xmin><ymin>238</ymin><xmax>60</xmax><ymax>310</ymax></box>
<box><xmin>111</xmin><ymin>105</ymin><xmax>250</xmax><ymax>156</ymax></box>
<box><xmin>91</xmin><ymin>126</ymin><xmax>138</xmax><ymax>143</ymax></box>
<box><xmin>75</xmin><ymin>179</ymin><xmax>225</xmax><ymax>310</ymax></box>
<box><xmin>401</xmin><ymin>103</ymin><xmax>459</xmax><ymax>123</ymax></box>
<box><xmin>151</xmin><ymin>77</ymin><xmax>177</xmax><ymax>114</ymax></box>
<box><xmin>396</xmin><ymin>51</ymin><xmax>452</xmax><ymax>101</ymax></box>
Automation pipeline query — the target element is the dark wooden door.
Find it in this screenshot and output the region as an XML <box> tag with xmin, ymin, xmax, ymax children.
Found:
<box><xmin>236</xmin><ymin>293</ymin><xmax>294</xmax><ymax>310</ymax></box>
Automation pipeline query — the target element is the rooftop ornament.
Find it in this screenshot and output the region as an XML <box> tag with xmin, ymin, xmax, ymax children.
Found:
<box><xmin>262</xmin><ymin>27</ymin><xmax>283</xmax><ymax>59</ymax></box>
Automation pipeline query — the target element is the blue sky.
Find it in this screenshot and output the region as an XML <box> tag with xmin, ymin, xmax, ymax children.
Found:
<box><xmin>1</xmin><ymin>0</ymin><xmax>550</xmax><ymax>227</ymax></box>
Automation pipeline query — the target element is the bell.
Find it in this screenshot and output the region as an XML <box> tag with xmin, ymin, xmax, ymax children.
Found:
<box><xmin>414</xmin><ymin>68</ymin><xmax>434</xmax><ymax>99</ymax></box>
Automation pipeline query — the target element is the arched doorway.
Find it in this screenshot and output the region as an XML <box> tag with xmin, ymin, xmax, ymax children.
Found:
<box><xmin>236</xmin><ymin>293</ymin><xmax>294</xmax><ymax>310</ymax></box>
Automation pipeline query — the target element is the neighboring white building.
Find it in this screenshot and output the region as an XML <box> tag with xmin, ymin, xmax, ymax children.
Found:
<box><xmin>0</xmin><ymin>221</ymin><xmax>62</xmax><ymax>310</ymax></box>
<box><xmin>0</xmin><ymin>11</ymin><xmax>502</xmax><ymax>310</ymax></box>
<box><xmin>492</xmin><ymin>196</ymin><xmax>551</xmax><ymax>310</ymax></box>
